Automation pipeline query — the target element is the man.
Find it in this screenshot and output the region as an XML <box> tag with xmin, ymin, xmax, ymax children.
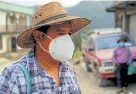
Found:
<box><xmin>0</xmin><ymin>2</ymin><xmax>91</xmax><ymax>94</ymax></box>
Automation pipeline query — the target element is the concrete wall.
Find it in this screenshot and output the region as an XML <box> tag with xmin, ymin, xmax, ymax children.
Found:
<box><xmin>128</xmin><ymin>14</ymin><xmax>136</xmax><ymax>44</ymax></box>
<box><xmin>115</xmin><ymin>8</ymin><xmax>136</xmax><ymax>44</ymax></box>
<box><xmin>127</xmin><ymin>9</ymin><xmax>136</xmax><ymax>15</ymax></box>
<box><xmin>0</xmin><ymin>34</ymin><xmax>22</xmax><ymax>54</ymax></box>
<box><xmin>115</xmin><ymin>10</ymin><xmax>126</xmax><ymax>32</ymax></box>
<box><xmin>0</xmin><ymin>35</ymin><xmax>8</xmax><ymax>54</ymax></box>
<box><xmin>0</xmin><ymin>11</ymin><xmax>7</xmax><ymax>32</ymax></box>
<box><xmin>27</xmin><ymin>15</ymin><xmax>31</xmax><ymax>26</ymax></box>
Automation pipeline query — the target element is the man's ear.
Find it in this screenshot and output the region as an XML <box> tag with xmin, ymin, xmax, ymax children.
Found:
<box><xmin>33</xmin><ymin>30</ymin><xmax>43</xmax><ymax>43</ymax></box>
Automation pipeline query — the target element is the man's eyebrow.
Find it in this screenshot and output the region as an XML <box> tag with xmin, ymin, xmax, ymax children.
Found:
<box><xmin>57</xmin><ymin>28</ymin><xmax>72</xmax><ymax>32</ymax></box>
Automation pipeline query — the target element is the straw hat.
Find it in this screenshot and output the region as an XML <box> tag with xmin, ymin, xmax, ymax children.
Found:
<box><xmin>17</xmin><ymin>2</ymin><xmax>91</xmax><ymax>48</ymax></box>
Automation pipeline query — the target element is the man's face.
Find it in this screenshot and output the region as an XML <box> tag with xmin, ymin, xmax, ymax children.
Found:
<box><xmin>34</xmin><ymin>21</ymin><xmax>73</xmax><ymax>51</ymax></box>
<box><xmin>119</xmin><ymin>39</ymin><xmax>125</xmax><ymax>43</ymax></box>
<box><xmin>47</xmin><ymin>21</ymin><xmax>73</xmax><ymax>39</ymax></box>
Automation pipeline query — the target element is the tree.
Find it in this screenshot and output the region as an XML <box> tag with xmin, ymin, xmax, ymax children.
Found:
<box><xmin>71</xmin><ymin>25</ymin><xmax>92</xmax><ymax>50</ymax></box>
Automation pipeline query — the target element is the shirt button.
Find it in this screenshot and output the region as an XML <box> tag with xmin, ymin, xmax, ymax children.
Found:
<box><xmin>51</xmin><ymin>82</ymin><xmax>54</xmax><ymax>85</ymax></box>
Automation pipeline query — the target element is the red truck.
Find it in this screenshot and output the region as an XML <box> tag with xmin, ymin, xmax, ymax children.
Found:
<box><xmin>81</xmin><ymin>28</ymin><xmax>136</xmax><ymax>87</ymax></box>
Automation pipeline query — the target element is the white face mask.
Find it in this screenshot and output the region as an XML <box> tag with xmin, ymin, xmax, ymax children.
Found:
<box><xmin>38</xmin><ymin>33</ymin><xmax>75</xmax><ymax>61</ymax></box>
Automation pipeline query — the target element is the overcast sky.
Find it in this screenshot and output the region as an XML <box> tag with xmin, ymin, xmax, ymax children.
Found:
<box><xmin>3</xmin><ymin>0</ymin><xmax>84</xmax><ymax>7</ymax></box>
<box><xmin>2</xmin><ymin>0</ymin><xmax>115</xmax><ymax>7</ymax></box>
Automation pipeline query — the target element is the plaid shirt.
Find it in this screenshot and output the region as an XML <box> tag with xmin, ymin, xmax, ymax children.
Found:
<box><xmin>0</xmin><ymin>49</ymin><xmax>81</xmax><ymax>94</ymax></box>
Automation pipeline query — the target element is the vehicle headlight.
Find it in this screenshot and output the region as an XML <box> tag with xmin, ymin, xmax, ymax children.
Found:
<box><xmin>102</xmin><ymin>60</ymin><xmax>114</xmax><ymax>67</ymax></box>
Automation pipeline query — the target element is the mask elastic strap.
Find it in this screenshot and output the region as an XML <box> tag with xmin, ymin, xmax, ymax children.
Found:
<box><xmin>42</xmin><ymin>32</ymin><xmax>53</xmax><ymax>40</ymax></box>
<box><xmin>39</xmin><ymin>42</ymin><xmax>61</xmax><ymax>61</ymax></box>
<box><xmin>38</xmin><ymin>33</ymin><xmax>54</xmax><ymax>54</ymax></box>
<box><xmin>38</xmin><ymin>42</ymin><xmax>53</xmax><ymax>54</ymax></box>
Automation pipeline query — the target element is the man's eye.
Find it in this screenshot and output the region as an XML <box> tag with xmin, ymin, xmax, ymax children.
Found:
<box><xmin>68</xmin><ymin>31</ymin><xmax>73</xmax><ymax>35</ymax></box>
<box><xmin>68</xmin><ymin>32</ymin><xmax>72</xmax><ymax>35</ymax></box>
<box><xmin>68</xmin><ymin>30</ymin><xmax>73</xmax><ymax>35</ymax></box>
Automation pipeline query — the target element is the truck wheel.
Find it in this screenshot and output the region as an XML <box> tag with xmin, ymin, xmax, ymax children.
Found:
<box><xmin>98</xmin><ymin>78</ymin><xmax>112</xmax><ymax>87</ymax></box>
<box><xmin>85</xmin><ymin>61</ymin><xmax>92</xmax><ymax>72</ymax></box>
<box><xmin>95</xmin><ymin>66</ymin><xmax>114</xmax><ymax>87</ymax></box>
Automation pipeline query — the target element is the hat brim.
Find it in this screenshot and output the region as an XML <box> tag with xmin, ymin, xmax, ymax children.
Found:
<box><xmin>17</xmin><ymin>16</ymin><xmax>91</xmax><ymax>48</ymax></box>
<box><xmin>117</xmin><ymin>38</ymin><xmax>127</xmax><ymax>43</ymax></box>
<box><xmin>117</xmin><ymin>34</ymin><xmax>129</xmax><ymax>43</ymax></box>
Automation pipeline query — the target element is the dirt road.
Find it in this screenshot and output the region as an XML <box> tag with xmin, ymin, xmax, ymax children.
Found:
<box><xmin>73</xmin><ymin>63</ymin><xmax>136</xmax><ymax>94</ymax></box>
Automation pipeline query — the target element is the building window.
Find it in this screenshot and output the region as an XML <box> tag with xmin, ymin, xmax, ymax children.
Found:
<box><xmin>0</xmin><ymin>35</ymin><xmax>2</xmax><ymax>49</ymax></box>
<box><xmin>10</xmin><ymin>16</ymin><xmax>15</xmax><ymax>24</ymax></box>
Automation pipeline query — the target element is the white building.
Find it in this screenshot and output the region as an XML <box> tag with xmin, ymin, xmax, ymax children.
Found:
<box><xmin>0</xmin><ymin>1</ymin><xmax>34</xmax><ymax>54</ymax></box>
<box><xmin>106</xmin><ymin>1</ymin><xmax>136</xmax><ymax>44</ymax></box>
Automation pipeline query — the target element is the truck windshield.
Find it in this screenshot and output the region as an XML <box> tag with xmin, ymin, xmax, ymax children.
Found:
<box><xmin>96</xmin><ymin>35</ymin><xmax>132</xmax><ymax>50</ymax></box>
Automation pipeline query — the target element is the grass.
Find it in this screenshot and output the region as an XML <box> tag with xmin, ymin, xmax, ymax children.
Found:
<box><xmin>72</xmin><ymin>48</ymin><xmax>82</xmax><ymax>60</ymax></box>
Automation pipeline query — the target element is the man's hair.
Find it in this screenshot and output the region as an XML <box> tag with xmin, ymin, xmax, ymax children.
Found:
<box><xmin>37</xmin><ymin>25</ymin><xmax>51</xmax><ymax>34</ymax></box>
<box><xmin>33</xmin><ymin>25</ymin><xmax>51</xmax><ymax>44</ymax></box>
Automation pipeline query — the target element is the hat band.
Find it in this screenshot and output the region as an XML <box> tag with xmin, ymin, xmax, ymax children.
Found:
<box><xmin>36</xmin><ymin>14</ymin><xmax>69</xmax><ymax>26</ymax></box>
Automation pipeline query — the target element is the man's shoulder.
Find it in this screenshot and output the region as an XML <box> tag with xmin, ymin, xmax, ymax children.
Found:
<box><xmin>1</xmin><ymin>54</ymin><xmax>30</xmax><ymax>74</ymax></box>
<box><xmin>0</xmin><ymin>54</ymin><xmax>31</xmax><ymax>94</ymax></box>
<box><xmin>10</xmin><ymin>55</ymin><xmax>28</xmax><ymax>67</ymax></box>
<box><xmin>11</xmin><ymin>48</ymin><xmax>34</xmax><ymax>66</ymax></box>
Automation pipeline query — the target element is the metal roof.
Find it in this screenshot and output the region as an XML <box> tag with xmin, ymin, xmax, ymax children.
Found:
<box><xmin>106</xmin><ymin>1</ymin><xmax>136</xmax><ymax>12</ymax></box>
<box><xmin>94</xmin><ymin>28</ymin><xmax>122</xmax><ymax>35</ymax></box>
<box><xmin>0</xmin><ymin>1</ymin><xmax>34</xmax><ymax>15</ymax></box>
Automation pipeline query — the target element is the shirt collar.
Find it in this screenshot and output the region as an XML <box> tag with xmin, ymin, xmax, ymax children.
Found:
<box><xmin>27</xmin><ymin>48</ymin><xmax>70</xmax><ymax>77</ymax></box>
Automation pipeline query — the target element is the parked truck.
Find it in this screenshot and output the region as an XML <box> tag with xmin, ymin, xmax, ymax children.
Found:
<box><xmin>81</xmin><ymin>28</ymin><xmax>136</xmax><ymax>87</ymax></box>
